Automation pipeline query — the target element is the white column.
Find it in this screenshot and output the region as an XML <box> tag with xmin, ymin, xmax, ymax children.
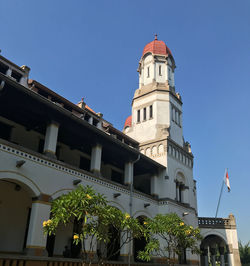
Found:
<box><xmin>120</xmin><ymin>231</ymin><xmax>130</xmax><ymax>262</ymax></box>
<box><xmin>219</xmin><ymin>246</ymin><xmax>225</xmax><ymax>266</ymax></box>
<box><xmin>26</xmin><ymin>201</ymin><xmax>51</xmax><ymax>256</ymax></box>
<box><xmin>43</xmin><ymin>121</ymin><xmax>59</xmax><ymax>157</ymax></box>
<box><xmin>88</xmin><ymin>116</ymin><xmax>93</xmax><ymax>125</ymax></box>
<box><xmin>84</xmin><ymin>235</ymin><xmax>97</xmax><ymax>261</ymax></box>
<box><xmin>97</xmin><ymin>121</ymin><xmax>102</xmax><ymax>129</ymax></box>
<box><xmin>20</xmin><ymin>65</ymin><xmax>30</xmax><ymax>87</ymax></box>
<box><xmin>220</xmin><ymin>255</ymin><xmax>225</xmax><ymax>266</ymax></box>
<box><xmin>211</xmin><ymin>255</ymin><xmax>216</xmax><ymax>266</ymax></box>
<box><xmin>204</xmin><ymin>255</ymin><xmax>209</xmax><ymax>266</ymax></box>
<box><xmin>227</xmin><ymin>253</ymin><xmax>234</xmax><ymax>266</ymax></box>
<box><xmin>150</xmin><ymin>175</ymin><xmax>158</xmax><ymax>198</ymax></box>
<box><xmin>202</xmin><ymin>248</ymin><xmax>209</xmax><ymax>266</ymax></box>
<box><xmin>124</xmin><ymin>161</ymin><xmax>133</xmax><ymax>185</ymax></box>
<box><xmin>20</xmin><ymin>76</ymin><xmax>28</xmax><ymax>86</ymax></box>
<box><xmin>6</xmin><ymin>68</ymin><xmax>12</xmax><ymax>76</ymax></box>
<box><xmin>210</xmin><ymin>247</ymin><xmax>216</xmax><ymax>266</ymax></box>
<box><xmin>90</xmin><ymin>144</ymin><xmax>102</xmax><ymax>174</ymax></box>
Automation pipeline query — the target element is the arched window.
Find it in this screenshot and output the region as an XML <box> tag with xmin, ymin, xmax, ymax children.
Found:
<box><xmin>159</xmin><ymin>65</ymin><xmax>162</xmax><ymax>76</ymax></box>
<box><xmin>152</xmin><ymin>146</ymin><xmax>157</xmax><ymax>156</ymax></box>
<box><xmin>149</xmin><ymin>105</ymin><xmax>153</xmax><ymax>118</ymax></box>
<box><xmin>175</xmin><ymin>172</ymin><xmax>187</xmax><ymax>203</ymax></box>
<box><xmin>158</xmin><ymin>144</ymin><xmax>164</xmax><ymax>154</ymax></box>
<box><xmin>146</xmin><ymin>148</ymin><xmax>151</xmax><ymax>156</ymax></box>
<box><xmin>137</xmin><ymin>110</ymin><xmax>140</xmax><ymax>122</ymax></box>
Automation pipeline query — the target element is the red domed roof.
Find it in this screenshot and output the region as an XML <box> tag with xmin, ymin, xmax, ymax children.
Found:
<box><xmin>142</xmin><ymin>35</ymin><xmax>173</xmax><ymax>58</ymax></box>
<box><xmin>124</xmin><ymin>115</ymin><xmax>132</xmax><ymax>129</ymax></box>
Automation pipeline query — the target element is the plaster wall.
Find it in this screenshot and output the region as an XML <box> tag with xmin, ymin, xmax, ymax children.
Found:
<box><xmin>129</xmin><ymin>90</ymin><xmax>183</xmax><ymax>146</ymax></box>
<box><xmin>59</xmin><ymin>144</ymin><xmax>81</xmax><ymax>168</ymax></box>
<box><xmin>166</xmin><ymin>155</ymin><xmax>196</xmax><ymax>210</ymax></box>
<box><xmin>142</xmin><ymin>55</ymin><xmax>154</xmax><ymax>86</ymax></box>
<box><xmin>0</xmin><ymin>181</ymin><xmax>32</xmax><ymax>252</ymax></box>
<box><xmin>0</xmin><ymin>140</ymin><xmax>199</xmax><ymax>259</ymax></box>
<box><xmin>0</xmin><ymin>116</ymin><xmax>41</xmax><ymax>153</ymax></box>
<box><xmin>155</xmin><ymin>62</ymin><xmax>166</xmax><ymax>83</ymax></box>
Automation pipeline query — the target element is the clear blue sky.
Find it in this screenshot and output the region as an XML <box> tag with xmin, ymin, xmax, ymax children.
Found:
<box><xmin>1</xmin><ymin>0</ymin><xmax>250</xmax><ymax>244</ymax></box>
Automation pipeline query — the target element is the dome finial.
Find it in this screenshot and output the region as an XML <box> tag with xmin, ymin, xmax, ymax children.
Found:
<box><xmin>154</xmin><ymin>34</ymin><xmax>158</xmax><ymax>40</ymax></box>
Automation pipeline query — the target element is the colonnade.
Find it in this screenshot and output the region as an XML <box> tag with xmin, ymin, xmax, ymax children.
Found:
<box><xmin>201</xmin><ymin>244</ymin><xmax>231</xmax><ymax>266</ymax></box>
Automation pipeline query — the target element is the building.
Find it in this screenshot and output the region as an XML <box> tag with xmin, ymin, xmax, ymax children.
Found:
<box><xmin>0</xmin><ymin>36</ymin><xmax>241</xmax><ymax>266</ymax></box>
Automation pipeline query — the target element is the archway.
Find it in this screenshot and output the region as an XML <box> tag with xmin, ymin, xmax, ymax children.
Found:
<box><xmin>175</xmin><ymin>171</ymin><xmax>188</xmax><ymax>203</ymax></box>
<box><xmin>134</xmin><ymin>216</ymin><xmax>147</xmax><ymax>262</ymax></box>
<box><xmin>0</xmin><ymin>179</ymin><xmax>33</xmax><ymax>253</ymax></box>
<box><xmin>200</xmin><ymin>234</ymin><xmax>228</xmax><ymax>266</ymax></box>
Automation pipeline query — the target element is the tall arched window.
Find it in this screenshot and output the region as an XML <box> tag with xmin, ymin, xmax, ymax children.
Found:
<box><xmin>159</xmin><ymin>65</ymin><xmax>162</xmax><ymax>76</ymax></box>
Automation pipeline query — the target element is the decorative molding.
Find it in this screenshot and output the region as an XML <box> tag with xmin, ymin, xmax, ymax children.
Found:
<box><xmin>0</xmin><ymin>141</ymin><xmax>157</xmax><ymax>205</ymax></box>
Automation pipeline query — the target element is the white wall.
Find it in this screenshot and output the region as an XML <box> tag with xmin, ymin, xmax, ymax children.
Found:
<box><xmin>0</xmin><ymin>181</ymin><xmax>32</xmax><ymax>252</ymax></box>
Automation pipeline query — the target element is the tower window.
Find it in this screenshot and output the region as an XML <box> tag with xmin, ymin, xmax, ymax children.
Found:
<box><xmin>176</xmin><ymin>182</ymin><xmax>183</xmax><ymax>203</ymax></box>
<box><xmin>168</xmin><ymin>68</ymin><xmax>171</xmax><ymax>80</ymax></box>
<box><xmin>143</xmin><ymin>108</ymin><xmax>146</xmax><ymax>120</ymax></box>
<box><xmin>137</xmin><ymin>110</ymin><xmax>140</xmax><ymax>123</ymax></box>
<box><xmin>172</xmin><ymin>107</ymin><xmax>175</xmax><ymax>121</ymax></box>
<box><xmin>149</xmin><ymin>105</ymin><xmax>153</xmax><ymax>118</ymax></box>
<box><xmin>147</xmin><ymin>66</ymin><xmax>150</xmax><ymax>78</ymax></box>
<box><xmin>159</xmin><ymin>65</ymin><xmax>162</xmax><ymax>76</ymax></box>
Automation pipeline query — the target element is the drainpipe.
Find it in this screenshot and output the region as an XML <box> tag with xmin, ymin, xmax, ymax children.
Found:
<box><xmin>0</xmin><ymin>80</ymin><xmax>5</xmax><ymax>91</ymax></box>
<box><xmin>128</xmin><ymin>154</ymin><xmax>140</xmax><ymax>266</ymax></box>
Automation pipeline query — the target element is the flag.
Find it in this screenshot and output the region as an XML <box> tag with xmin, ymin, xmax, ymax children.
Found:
<box><xmin>224</xmin><ymin>169</ymin><xmax>230</xmax><ymax>192</ymax></box>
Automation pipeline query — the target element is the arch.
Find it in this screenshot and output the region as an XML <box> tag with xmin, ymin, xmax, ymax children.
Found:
<box><xmin>200</xmin><ymin>233</ymin><xmax>228</xmax><ymax>266</ymax></box>
<box><xmin>133</xmin><ymin>210</ymin><xmax>152</xmax><ymax>219</ymax></box>
<box><xmin>145</xmin><ymin>147</ymin><xmax>151</xmax><ymax>156</ymax></box>
<box><xmin>109</xmin><ymin>201</ymin><xmax>126</xmax><ymax>213</ymax></box>
<box><xmin>174</xmin><ymin>168</ymin><xmax>190</xmax><ymax>187</ymax></box>
<box><xmin>201</xmin><ymin>230</ymin><xmax>227</xmax><ymax>245</ymax></box>
<box><xmin>152</xmin><ymin>146</ymin><xmax>157</xmax><ymax>156</ymax></box>
<box><xmin>158</xmin><ymin>144</ymin><xmax>164</xmax><ymax>154</ymax></box>
<box><xmin>134</xmin><ymin>215</ymin><xmax>147</xmax><ymax>262</ymax></box>
<box><xmin>0</xmin><ymin>171</ymin><xmax>40</xmax><ymax>197</ymax></box>
<box><xmin>0</xmin><ymin>179</ymin><xmax>33</xmax><ymax>253</ymax></box>
<box><xmin>51</xmin><ymin>188</ymin><xmax>73</xmax><ymax>199</ymax></box>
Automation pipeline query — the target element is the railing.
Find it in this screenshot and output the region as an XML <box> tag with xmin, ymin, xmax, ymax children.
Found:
<box><xmin>198</xmin><ymin>217</ymin><xmax>231</xmax><ymax>228</ymax></box>
<box><xmin>0</xmin><ymin>257</ymin><xmax>82</xmax><ymax>266</ymax></box>
<box><xmin>0</xmin><ymin>257</ymin><xmax>151</xmax><ymax>266</ymax></box>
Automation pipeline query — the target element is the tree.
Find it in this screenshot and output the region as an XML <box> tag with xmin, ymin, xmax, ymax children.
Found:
<box><xmin>239</xmin><ymin>241</ymin><xmax>250</xmax><ymax>265</ymax></box>
<box><xmin>138</xmin><ymin>213</ymin><xmax>202</xmax><ymax>265</ymax></box>
<box><xmin>43</xmin><ymin>185</ymin><xmax>143</xmax><ymax>265</ymax></box>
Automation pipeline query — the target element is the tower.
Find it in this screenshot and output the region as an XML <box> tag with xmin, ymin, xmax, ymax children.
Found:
<box><xmin>123</xmin><ymin>36</ymin><xmax>197</xmax><ymax>210</ymax></box>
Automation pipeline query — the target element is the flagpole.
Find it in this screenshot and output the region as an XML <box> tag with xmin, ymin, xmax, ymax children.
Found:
<box><xmin>215</xmin><ymin>179</ymin><xmax>224</xmax><ymax>218</ymax></box>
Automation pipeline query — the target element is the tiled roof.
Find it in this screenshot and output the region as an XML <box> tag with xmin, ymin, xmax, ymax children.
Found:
<box><xmin>124</xmin><ymin>115</ymin><xmax>132</xmax><ymax>128</ymax></box>
<box><xmin>85</xmin><ymin>105</ymin><xmax>95</xmax><ymax>114</ymax></box>
<box><xmin>142</xmin><ymin>38</ymin><xmax>173</xmax><ymax>57</ymax></box>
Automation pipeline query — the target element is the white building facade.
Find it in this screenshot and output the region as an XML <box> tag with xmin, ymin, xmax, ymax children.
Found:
<box><xmin>0</xmin><ymin>37</ymin><xmax>241</xmax><ymax>266</ymax></box>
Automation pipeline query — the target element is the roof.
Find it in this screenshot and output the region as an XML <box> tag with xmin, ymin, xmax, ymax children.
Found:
<box><xmin>124</xmin><ymin>115</ymin><xmax>132</xmax><ymax>128</ymax></box>
<box><xmin>142</xmin><ymin>35</ymin><xmax>173</xmax><ymax>58</ymax></box>
<box><xmin>28</xmin><ymin>80</ymin><xmax>97</xmax><ymax>116</ymax></box>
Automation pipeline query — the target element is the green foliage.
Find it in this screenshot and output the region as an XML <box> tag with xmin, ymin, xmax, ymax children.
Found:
<box><xmin>138</xmin><ymin>213</ymin><xmax>202</xmax><ymax>264</ymax></box>
<box><xmin>239</xmin><ymin>241</ymin><xmax>250</xmax><ymax>265</ymax></box>
<box><xmin>43</xmin><ymin>185</ymin><xmax>143</xmax><ymax>264</ymax></box>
